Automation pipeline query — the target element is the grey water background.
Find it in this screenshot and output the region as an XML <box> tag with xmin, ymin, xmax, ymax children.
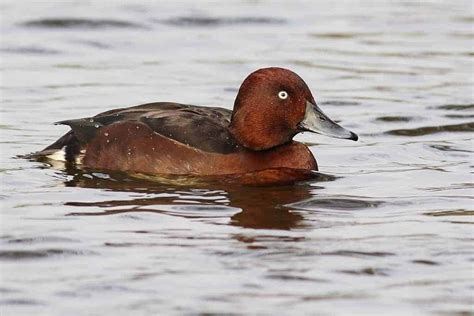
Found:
<box><xmin>1</xmin><ymin>0</ymin><xmax>473</xmax><ymax>315</ymax></box>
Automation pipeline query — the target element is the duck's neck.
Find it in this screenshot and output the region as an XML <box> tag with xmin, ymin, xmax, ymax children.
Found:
<box><xmin>229</xmin><ymin>120</ymin><xmax>296</xmax><ymax>151</ymax></box>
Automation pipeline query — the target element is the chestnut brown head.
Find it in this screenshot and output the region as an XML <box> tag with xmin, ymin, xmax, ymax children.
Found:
<box><xmin>230</xmin><ymin>67</ymin><xmax>357</xmax><ymax>151</ymax></box>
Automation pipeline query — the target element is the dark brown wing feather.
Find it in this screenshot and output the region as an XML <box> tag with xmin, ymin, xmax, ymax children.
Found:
<box><xmin>140</xmin><ymin>105</ymin><xmax>238</xmax><ymax>154</ymax></box>
<box><xmin>41</xmin><ymin>102</ymin><xmax>239</xmax><ymax>158</ymax></box>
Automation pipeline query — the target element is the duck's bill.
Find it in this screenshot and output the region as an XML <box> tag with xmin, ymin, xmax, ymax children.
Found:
<box><xmin>298</xmin><ymin>101</ymin><xmax>358</xmax><ymax>141</ymax></box>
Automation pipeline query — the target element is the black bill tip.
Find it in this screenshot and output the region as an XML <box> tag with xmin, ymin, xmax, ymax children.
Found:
<box><xmin>349</xmin><ymin>131</ymin><xmax>358</xmax><ymax>141</ymax></box>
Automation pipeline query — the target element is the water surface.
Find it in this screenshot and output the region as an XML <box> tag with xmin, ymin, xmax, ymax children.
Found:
<box><xmin>1</xmin><ymin>0</ymin><xmax>473</xmax><ymax>315</ymax></box>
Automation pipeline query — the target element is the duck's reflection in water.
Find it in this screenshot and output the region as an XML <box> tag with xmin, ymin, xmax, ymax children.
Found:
<box><xmin>227</xmin><ymin>186</ymin><xmax>311</xmax><ymax>229</ymax></box>
<box><xmin>64</xmin><ymin>170</ymin><xmax>335</xmax><ymax>230</ymax></box>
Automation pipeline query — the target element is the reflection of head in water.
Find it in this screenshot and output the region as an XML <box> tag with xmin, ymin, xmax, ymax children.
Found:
<box><xmin>226</xmin><ymin>185</ymin><xmax>312</xmax><ymax>230</ymax></box>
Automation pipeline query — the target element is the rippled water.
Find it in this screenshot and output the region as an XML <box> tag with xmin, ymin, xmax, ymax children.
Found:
<box><xmin>1</xmin><ymin>0</ymin><xmax>473</xmax><ymax>315</ymax></box>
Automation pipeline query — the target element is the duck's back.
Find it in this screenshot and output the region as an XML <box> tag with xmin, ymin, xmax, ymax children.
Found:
<box><xmin>41</xmin><ymin>102</ymin><xmax>240</xmax><ymax>160</ymax></box>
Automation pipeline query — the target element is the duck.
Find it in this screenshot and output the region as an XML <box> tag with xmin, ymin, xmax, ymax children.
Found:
<box><xmin>33</xmin><ymin>67</ymin><xmax>358</xmax><ymax>185</ymax></box>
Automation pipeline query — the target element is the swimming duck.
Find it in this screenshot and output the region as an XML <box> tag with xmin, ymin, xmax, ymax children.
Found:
<box><xmin>34</xmin><ymin>67</ymin><xmax>357</xmax><ymax>184</ymax></box>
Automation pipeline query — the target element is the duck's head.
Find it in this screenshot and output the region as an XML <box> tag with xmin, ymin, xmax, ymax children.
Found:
<box><xmin>230</xmin><ymin>67</ymin><xmax>358</xmax><ymax>150</ymax></box>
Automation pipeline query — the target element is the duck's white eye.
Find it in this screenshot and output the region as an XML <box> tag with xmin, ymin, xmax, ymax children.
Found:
<box><xmin>278</xmin><ymin>91</ymin><xmax>288</xmax><ymax>100</ymax></box>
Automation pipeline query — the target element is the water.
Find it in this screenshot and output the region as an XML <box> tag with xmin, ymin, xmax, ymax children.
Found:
<box><xmin>1</xmin><ymin>0</ymin><xmax>473</xmax><ymax>315</ymax></box>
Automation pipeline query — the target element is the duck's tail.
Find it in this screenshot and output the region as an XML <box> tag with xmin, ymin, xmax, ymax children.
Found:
<box><xmin>19</xmin><ymin>130</ymin><xmax>82</xmax><ymax>162</ymax></box>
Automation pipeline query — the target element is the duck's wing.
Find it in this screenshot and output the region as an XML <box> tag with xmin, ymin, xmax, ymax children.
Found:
<box><xmin>139</xmin><ymin>105</ymin><xmax>238</xmax><ymax>154</ymax></box>
<box><xmin>54</xmin><ymin>102</ymin><xmax>239</xmax><ymax>155</ymax></box>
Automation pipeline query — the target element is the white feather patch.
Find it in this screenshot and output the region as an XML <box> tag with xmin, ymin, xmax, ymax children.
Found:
<box><xmin>46</xmin><ymin>148</ymin><xmax>66</xmax><ymax>162</ymax></box>
<box><xmin>45</xmin><ymin>148</ymin><xmax>85</xmax><ymax>165</ymax></box>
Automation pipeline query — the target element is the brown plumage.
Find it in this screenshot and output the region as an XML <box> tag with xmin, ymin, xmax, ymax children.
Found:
<box><xmin>32</xmin><ymin>67</ymin><xmax>358</xmax><ymax>185</ymax></box>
